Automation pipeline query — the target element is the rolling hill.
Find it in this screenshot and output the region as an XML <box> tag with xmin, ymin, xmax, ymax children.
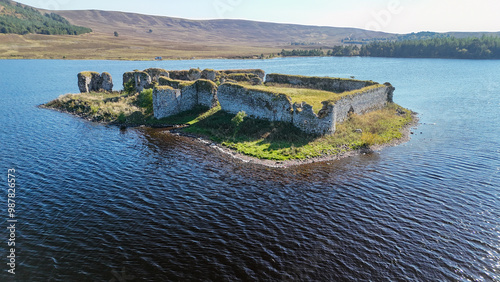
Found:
<box><xmin>0</xmin><ymin>1</ymin><xmax>396</xmax><ymax>60</ymax></box>
<box><xmin>53</xmin><ymin>9</ymin><xmax>393</xmax><ymax>46</ymax></box>
<box><xmin>0</xmin><ymin>1</ymin><xmax>498</xmax><ymax>60</ymax></box>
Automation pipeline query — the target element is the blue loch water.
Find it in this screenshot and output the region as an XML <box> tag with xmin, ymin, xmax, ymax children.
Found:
<box><xmin>0</xmin><ymin>57</ymin><xmax>499</xmax><ymax>281</ymax></box>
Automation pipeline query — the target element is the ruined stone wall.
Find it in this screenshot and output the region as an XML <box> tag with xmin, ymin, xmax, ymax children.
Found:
<box><xmin>292</xmin><ymin>102</ymin><xmax>336</xmax><ymax>135</ymax></box>
<box><xmin>217</xmin><ymin>83</ymin><xmax>293</xmax><ymax>123</ymax></box>
<box><xmin>153</xmin><ymin>79</ymin><xmax>218</xmax><ymax>119</ymax></box>
<box><xmin>265</xmin><ymin>74</ymin><xmax>377</xmax><ymax>92</ymax></box>
<box><xmin>222</xmin><ymin>69</ymin><xmax>265</xmax><ymax>80</ymax></box>
<box><xmin>153</xmin><ymin>86</ymin><xmax>183</xmax><ymax>119</ymax></box>
<box><xmin>144</xmin><ymin>68</ymin><xmax>169</xmax><ymax>82</ymax></box>
<box><xmin>77</xmin><ymin>71</ymin><xmax>113</xmax><ymax>93</ymax></box>
<box><xmin>134</xmin><ymin>71</ymin><xmax>151</xmax><ymax>92</ymax></box>
<box><xmin>125</xmin><ymin>68</ymin><xmax>265</xmax><ymax>93</ymax></box>
<box><xmin>201</xmin><ymin>69</ymin><xmax>217</xmax><ymax>81</ymax></box>
<box><xmin>333</xmin><ymin>85</ymin><xmax>394</xmax><ymax>123</ymax></box>
<box><xmin>168</xmin><ymin>70</ymin><xmax>190</xmax><ymax>81</ymax></box>
<box><xmin>158</xmin><ymin>76</ymin><xmax>186</xmax><ymax>89</ymax></box>
<box><xmin>123</xmin><ymin>72</ymin><xmax>135</xmax><ymax>87</ymax></box>
<box><xmin>218</xmin><ymin>83</ymin><xmax>336</xmax><ymax>134</ymax></box>
<box><xmin>123</xmin><ymin>69</ymin><xmax>168</xmax><ymax>92</ymax></box>
<box><xmin>217</xmin><ymin>82</ymin><xmax>393</xmax><ymax>135</ymax></box>
<box><xmin>149</xmin><ymin>69</ymin><xmax>394</xmax><ymax>136</ymax></box>
<box><xmin>193</xmin><ymin>80</ymin><xmax>218</xmax><ymax>108</ymax></box>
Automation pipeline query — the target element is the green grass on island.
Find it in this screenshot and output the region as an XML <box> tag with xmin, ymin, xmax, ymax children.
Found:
<box><xmin>43</xmin><ymin>89</ymin><xmax>414</xmax><ymax>161</ymax></box>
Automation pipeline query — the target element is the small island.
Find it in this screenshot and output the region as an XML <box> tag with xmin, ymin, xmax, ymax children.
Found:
<box><xmin>42</xmin><ymin>68</ymin><xmax>416</xmax><ymax>166</ymax></box>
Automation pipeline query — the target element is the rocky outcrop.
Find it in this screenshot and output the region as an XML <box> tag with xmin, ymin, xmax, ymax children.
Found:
<box><xmin>78</xmin><ymin>71</ymin><xmax>113</xmax><ymax>93</ymax></box>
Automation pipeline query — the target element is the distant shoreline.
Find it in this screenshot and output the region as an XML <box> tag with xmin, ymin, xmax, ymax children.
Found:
<box><xmin>2</xmin><ymin>55</ymin><xmax>499</xmax><ymax>61</ymax></box>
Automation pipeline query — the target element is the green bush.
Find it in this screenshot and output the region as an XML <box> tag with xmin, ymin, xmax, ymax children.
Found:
<box><xmin>117</xmin><ymin>112</ymin><xmax>126</xmax><ymax>123</ymax></box>
<box><xmin>231</xmin><ymin>111</ymin><xmax>246</xmax><ymax>127</ymax></box>
<box><xmin>123</xmin><ymin>79</ymin><xmax>135</xmax><ymax>95</ymax></box>
<box><xmin>231</xmin><ymin>111</ymin><xmax>247</xmax><ymax>136</ymax></box>
<box><xmin>136</xmin><ymin>89</ymin><xmax>153</xmax><ymax>114</ymax></box>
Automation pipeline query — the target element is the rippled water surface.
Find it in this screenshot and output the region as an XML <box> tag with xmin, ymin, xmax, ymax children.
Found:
<box><xmin>0</xmin><ymin>58</ymin><xmax>499</xmax><ymax>281</ymax></box>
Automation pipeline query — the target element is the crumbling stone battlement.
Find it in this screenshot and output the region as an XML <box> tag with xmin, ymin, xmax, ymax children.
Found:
<box><xmin>216</xmin><ymin>75</ymin><xmax>394</xmax><ymax>135</ymax></box>
<box><xmin>265</xmin><ymin>73</ymin><xmax>378</xmax><ymax>92</ymax></box>
<box><xmin>123</xmin><ymin>68</ymin><xmax>266</xmax><ymax>92</ymax></box>
<box><xmin>153</xmin><ymin>79</ymin><xmax>218</xmax><ymax>119</ymax></box>
<box><xmin>122</xmin><ymin>68</ymin><xmax>395</xmax><ymax>135</ymax></box>
<box><xmin>218</xmin><ymin>82</ymin><xmax>393</xmax><ymax>135</ymax></box>
<box><xmin>77</xmin><ymin>71</ymin><xmax>113</xmax><ymax>93</ymax></box>
<box><xmin>218</xmin><ymin>83</ymin><xmax>294</xmax><ymax>123</ymax></box>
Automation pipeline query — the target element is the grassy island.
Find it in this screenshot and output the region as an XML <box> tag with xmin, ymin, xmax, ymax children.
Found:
<box><xmin>42</xmin><ymin>88</ymin><xmax>415</xmax><ymax>161</ymax></box>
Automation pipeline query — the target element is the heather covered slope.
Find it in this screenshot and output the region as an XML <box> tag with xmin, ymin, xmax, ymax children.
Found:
<box><xmin>54</xmin><ymin>9</ymin><xmax>393</xmax><ymax>46</ymax></box>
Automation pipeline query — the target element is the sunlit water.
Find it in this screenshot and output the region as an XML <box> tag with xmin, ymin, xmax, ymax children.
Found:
<box><xmin>0</xmin><ymin>57</ymin><xmax>499</xmax><ymax>281</ymax></box>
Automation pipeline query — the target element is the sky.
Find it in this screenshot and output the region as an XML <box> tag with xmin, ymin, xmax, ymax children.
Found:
<box><xmin>15</xmin><ymin>0</ymin><xmax>500</xmax><ymax>34</ymax></box>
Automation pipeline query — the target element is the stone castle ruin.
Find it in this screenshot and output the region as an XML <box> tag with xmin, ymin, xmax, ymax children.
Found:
<box><xmin>77</xmin><ymin>68</ymin><xmax>394</xmax><ymax>135</ymax></box>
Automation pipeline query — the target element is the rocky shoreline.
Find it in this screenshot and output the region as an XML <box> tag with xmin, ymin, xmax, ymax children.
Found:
<box><xmin>41</xmin><ymin>101</ymin><xmax>418</xmax><ymax>168</ymax></box>
<box><xmin>164</xmin><ymin>112</ymin><xmax>419</xmax><ymax>168</ymax></box>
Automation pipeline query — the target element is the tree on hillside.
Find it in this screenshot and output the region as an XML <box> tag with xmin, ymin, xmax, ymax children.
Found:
<box><xmin>0</xmin><ymin>0</ymin><xmax>91</xmax><ymax>35</ymax></box>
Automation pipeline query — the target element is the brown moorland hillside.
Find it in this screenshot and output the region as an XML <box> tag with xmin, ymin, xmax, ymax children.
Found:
<box><xmin>2</xmin><ymin>1</ymin><xmax>498</xmax><ymax>60</ymax></box>
<box><xmin>0</xmin><ymin>1</ymin><xmax>394</xmax><ymax>60</ymax></box>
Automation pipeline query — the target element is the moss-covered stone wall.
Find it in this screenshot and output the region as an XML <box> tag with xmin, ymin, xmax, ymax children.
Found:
<box><xmin>265</xmin><ymin>74</ymin><xmax>378</xmax><ymax>92</ymax></box>
<box><xmin>145</xmin><ymin>68</ymin><xmax>394</xmax><ymax>135</ymax></box>
<box><xmin>153</xmin><ymin>79</ymin><xmax>218</xmax><ymax>119</ymax></box>
<box><xmin>77</xmin><ymin>71</ymin><xmax>113</xmax><ymax>93</ymax></box>
<box><xmin>218</xmin><ymin>83</ymin><xmax>294</xmax><ymax>123</ymax></box>
<box><xmin>217</xmin><ymin>81</ymin><xmax>393</xmax><ymax>135</ymax></box>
